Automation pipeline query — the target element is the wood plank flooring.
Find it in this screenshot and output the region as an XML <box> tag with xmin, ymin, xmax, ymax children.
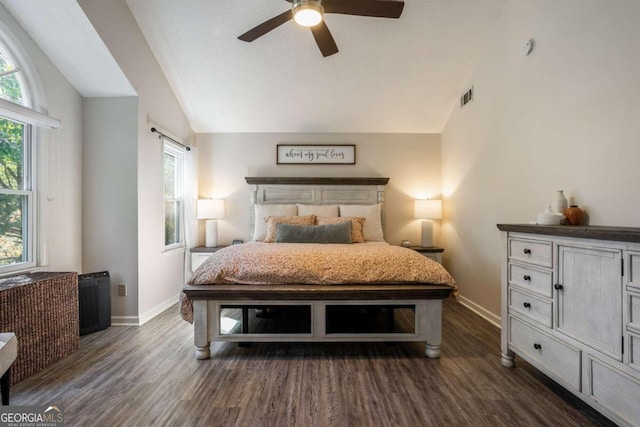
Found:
<box><xmin>10</xmin><ymin>299</ymin><xmax>615</xmax><ymax>426</ymax></box>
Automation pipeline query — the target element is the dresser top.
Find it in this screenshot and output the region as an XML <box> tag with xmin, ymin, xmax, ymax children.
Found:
<box><xmin>0</xmin><ymin>271</ymin><xmax>76</xmax><ymax>292</ymax></box>
<box><xmin>497</xmin><ymin>224</ymin><xmax>640</xmax><ymax>243</ymax></box>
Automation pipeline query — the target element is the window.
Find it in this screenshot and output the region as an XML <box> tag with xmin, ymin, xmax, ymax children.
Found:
<box><xmin>0</xmin><ymin>44</ymin><xmax>34</xmax><ymax>273</ymax></box>
<box><xmin>0</xmin><ymin>49</ymin><xmax>28</xmax><ymax>106</ymax></box>
<box><xmin>163</xmin><ymin>140</ymin><xmax>184</xmax><ymax>250</ymax></box>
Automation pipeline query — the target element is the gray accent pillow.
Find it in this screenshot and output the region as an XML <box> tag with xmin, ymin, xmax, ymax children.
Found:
<box><xmin>275</xmin><ymin>222</ymin><xmax>353</xmax><ymax>244</ymax></box>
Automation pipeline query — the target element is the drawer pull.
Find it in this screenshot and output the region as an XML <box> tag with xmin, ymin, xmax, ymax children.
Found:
<box><xmin>533</xmin><ymin>343</ymin><xmax>542</xmax><ymax>350</ymax></box>
<box><xmin>523</xmin><ymin>275</ymin><xmax>531</xmax><ymax>281</ymax></box>
<box><xmin>523</xmin><ymin>248</ymin><xmax>531</xmax><ymax>254</ymax></box>
<box><xmin>554</xmin><ymin>284</ymin><xmax>564</xmax><ymax>291</ymax></box>
<box><xmin>523</xmin><ymin>302</ymin><xmax>531</xmax><ymax>308</ymax></box>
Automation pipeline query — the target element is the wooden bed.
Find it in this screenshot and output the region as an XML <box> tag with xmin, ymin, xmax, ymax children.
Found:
<box><xmin>182</xmin><ymin>177</ymin><xmax>455</xmax><ymax>360</ymax></box>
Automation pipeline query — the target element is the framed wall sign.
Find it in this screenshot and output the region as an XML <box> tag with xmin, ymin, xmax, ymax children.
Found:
<box><xmin>277</xmin><ymin>144</ymin><xmax>356</xmax><ymax>165</ymax></box>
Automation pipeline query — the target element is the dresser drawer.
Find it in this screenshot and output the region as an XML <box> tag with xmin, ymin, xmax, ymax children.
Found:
<box><xmin>509</xmin><ymin>316</ymin><xmax>581</xmax><ymax>390</ymax></box>
<box><xmin>586</xmin><ymin>355</ymin><xmax>640</xmax><ymax>426</ymax></box>
<box><xmin>509</xmin><ymin>238</ymin><xmax>552</xmax><ymax>267</ymax></box>
<box><xmin>508</xmin><ymin>262</ymin><xmax>553</xmax><ymax>298</ymax></box>
<box><xmin>508</xmin><ymin>288</ymin><xmax>552</xmax><ymax>328</ymax></box>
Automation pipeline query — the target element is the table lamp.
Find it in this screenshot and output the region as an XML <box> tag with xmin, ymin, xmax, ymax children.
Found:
<box><xmin>197</xmin><ymin>199</ymin><xmax>225</xmax><ymax>247</ymax></box>
<box><xmin>414</xmin><ymin>199</ymin><xmax>442</xmax><ymax>247</ymax></box>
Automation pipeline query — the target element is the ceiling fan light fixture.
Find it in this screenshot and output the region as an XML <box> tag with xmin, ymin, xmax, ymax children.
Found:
<box><xmin>293</xmin><ymin>0</ymin><xmax>323</xmax><ymax>27</ymax></box>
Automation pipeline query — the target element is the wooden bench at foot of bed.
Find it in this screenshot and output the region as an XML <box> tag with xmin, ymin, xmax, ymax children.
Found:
<box><xmin>183</xmin><ymin>283</ymin><xmax>453</xmax><ymax>360</ymax></box>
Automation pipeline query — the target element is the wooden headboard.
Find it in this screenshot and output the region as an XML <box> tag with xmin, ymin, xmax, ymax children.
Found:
<box><xmin>245</xmin><ymin>177</ymin><xmax>390</xmax><ymax>234</ymax></box>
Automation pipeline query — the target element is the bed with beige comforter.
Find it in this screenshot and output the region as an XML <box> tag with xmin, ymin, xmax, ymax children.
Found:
<box><xmin>181</xmin><ymin>242</ymin><xmax>456</xmax><ymax>323</ymax></box>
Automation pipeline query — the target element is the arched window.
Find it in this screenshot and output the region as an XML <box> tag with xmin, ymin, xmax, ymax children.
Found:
<box><xmin>0</xmin><ymin>48</ymin><xmax>29</xmax><ymax>106</ymax></box>
<box><xmin>0</xmin><ymin>39</ymin><xmax>35</xmax><ymax>272</ymax></box>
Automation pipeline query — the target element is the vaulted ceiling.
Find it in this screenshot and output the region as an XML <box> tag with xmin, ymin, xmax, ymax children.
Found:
<box><xmin>2</xmin><ymin>0</ymin><xmax>506</xmax><ymax>133</ymax></box>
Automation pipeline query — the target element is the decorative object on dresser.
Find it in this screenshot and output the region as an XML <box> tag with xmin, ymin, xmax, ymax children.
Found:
<box><xmin>414</xmin><ymin>199</ymin><xmax>442</xmax><ymax>247</ymax></box>
<box><xmin>536</xmin><ymin>206</ymin><xmax>562</xmax><ymax>225</ymax></box>
<box><xmin>564</xmin><ymin>205</ymin><xmax>584</xmax><ymax>226</ymax></box>
<box><xmin>497</xmin><ymin>224</ymin><xmax>640</xmax><ymax>427</ymax></box>
<box><xmin>0</xmin><ymin>272</ymin><xmax>79</xmax><ymax>386</ymax></box>
<box><xmin>197</xmin><ymin>199</ymin><xmax>225</xmax><ymax>247</ymax></box>
<box><xmin>552</xmin><ymin>190</ymin><xmax>568</xmax><ymax>214</ymax></box>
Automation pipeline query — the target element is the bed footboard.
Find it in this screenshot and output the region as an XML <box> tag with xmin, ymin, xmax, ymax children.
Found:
<box><xmin>184</xmin><ymin>284</ymin><xmax>453</xmax><ymax>360</ymax></box>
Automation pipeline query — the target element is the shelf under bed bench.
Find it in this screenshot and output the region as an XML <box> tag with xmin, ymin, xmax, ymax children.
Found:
<box><xmin>183</xmin><ymin>283</ymin><xmax>453</xmax><ymax>359</ymax></box>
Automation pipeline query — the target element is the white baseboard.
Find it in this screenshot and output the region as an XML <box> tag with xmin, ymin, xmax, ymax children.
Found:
<box><xmin>458</xmin><ymin>295</ymin><xmax>501</xmax><ymax>329</ymax></box>
<box><xmin>139</xmin><ymin>293</ymin><xmax>180</xmax><ymax>325</ymax></box>
<box><xmin>111</xmin><ymin>316</ymin><xmax>139</xmax><ymax>327</ymax></box>
<box><xmin>111</xmin><ymin>293</ymin><xmax>180</xmax><ymax>326</ymax></box>
<box><xmin>114</xmin><ymin>293</ymin><xmax>501</xmax><ymax>329</ymax></box>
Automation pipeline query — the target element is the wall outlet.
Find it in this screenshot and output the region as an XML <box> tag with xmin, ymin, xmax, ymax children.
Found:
<box><xmin>118</xmin><ymin>284</ymin><xmax>127</xmax><ymax>297</ymax></box>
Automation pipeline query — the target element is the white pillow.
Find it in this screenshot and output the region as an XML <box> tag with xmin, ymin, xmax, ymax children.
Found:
<box><xmin>297</xmin><ymin>204</ymin><xmax>339</xmax><ymax>217</ymax></box>
<box><xmin>339</xmin><ymin>204</ymin><xmax>384</xmax><ymax>241</ymax></box>
<box><xmin>252</xmin><ymin>204</ymin><xmax>297</xmax><ymax>241</ymax></box>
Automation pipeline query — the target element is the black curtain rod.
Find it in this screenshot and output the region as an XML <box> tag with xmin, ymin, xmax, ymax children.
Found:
<box><xmin>150</xmin><ymin>127</ymin><xmax>191</xmax><ymax>151</ymax></box>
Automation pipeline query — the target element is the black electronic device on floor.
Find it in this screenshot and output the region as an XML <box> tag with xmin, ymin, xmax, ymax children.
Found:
<box><xmin>78</xmin><ymin>271</ymin><xmax>111</xmax><ymax>335</ymax></box>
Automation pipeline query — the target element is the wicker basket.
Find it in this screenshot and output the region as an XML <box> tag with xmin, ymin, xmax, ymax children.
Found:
<box><xmin>0</xmin><ymin>272</ymin><xmax>79</xmax><ymax>385</ymax></box>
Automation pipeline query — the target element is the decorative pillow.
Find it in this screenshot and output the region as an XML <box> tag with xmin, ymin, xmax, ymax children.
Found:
<box><xmin>317</xmin><ymin>216</ymin><xmax>366</xmax><ymax>243</ymax></box>
<box><xmin>275</xmin><ymin>222</ymin><xmax>353</xmax><ymax>244</ymax></box>
<box><xmin>297</xmin><ymin>204</ymin><xmax>339</xmax><ymax>217</ymax></box>
<box><xmin>263</xmin><ymin>215</ymin><xmax>316</xmax><ymax>243</ymax></box>
<box><xmin>338</xmin><ymin>204</ymin><xmax>384</xmax><ymax>241</ymax></box>
<box><xmin>252</xmin><ymin>204</ymin><xmax>297</xmax><ymax>241</ymax></box>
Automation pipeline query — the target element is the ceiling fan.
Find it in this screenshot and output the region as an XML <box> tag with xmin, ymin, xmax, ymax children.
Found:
<box><xmin>238</xmin><ymin>0</ymin><xmax>405</xmax><ymax>57</ymax></box>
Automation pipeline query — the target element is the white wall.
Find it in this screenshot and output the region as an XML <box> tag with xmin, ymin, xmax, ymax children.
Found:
<box><xmin>441</xmin><ymin>0</ymin><xmax>640</xmax><ymax>321</ymax></box>
<box><xmin>196</xmin><ymin>133</ymin><xmax>442</xmax><ymax>247</ymax></box>
<box><xmin>0</xmin><ymin>4</ymin><xmax>83</xmax><ymax>273</ymax></box>
<box><xmin>80</xmin><ymin>0</ymin><xmax>193</xmax><ymax>323</ymax></box>
<box><xmin>82</xmin><ymin>97</ymin><xmax>138</xmax><ymax>320</ymax></box>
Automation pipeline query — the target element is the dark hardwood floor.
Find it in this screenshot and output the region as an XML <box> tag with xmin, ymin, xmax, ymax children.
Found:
<box><xmin>10</xmin><ymin>299</ymin><xmax>615</xmax><ymax>426</ymax></box>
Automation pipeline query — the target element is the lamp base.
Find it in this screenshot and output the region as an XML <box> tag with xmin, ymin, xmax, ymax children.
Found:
<box><xmin>420</xmin><ymin>219</ymin><xmax>434</xmax><ymax>247</ymax></box>
<box><xmin>205</xmin><ymin>219</ymin><xmax>218</xmax><ymax>247</ymax></box>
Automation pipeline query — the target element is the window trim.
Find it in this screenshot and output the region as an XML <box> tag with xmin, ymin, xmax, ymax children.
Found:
<box><xmin>0</xmin><ymin>119</ymin><xmax>36</xmax><ymax>274</ymax></box>
<box><xmin>163</xmin><ymin>139</ymin><xmax>185</xmax><ymax>252</ymax></box>
<box><xmin>0</xmin><ymin>18</ymin><xmax>54</xmax><ymax>277</ymax></box>
<box><xmin>0</xmin><ymin>98</ymin><xmax>60</xmax><ymax>128</ymax></box>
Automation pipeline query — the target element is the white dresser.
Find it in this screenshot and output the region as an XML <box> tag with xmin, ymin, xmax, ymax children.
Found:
<box><xmin>498</xmin><ymin>224</ymin><xmax>640</xmax><ymax>426</ymax></box>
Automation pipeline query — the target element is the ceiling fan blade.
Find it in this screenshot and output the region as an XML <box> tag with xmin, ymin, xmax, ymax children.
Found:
<box><xmin>238</xmin><ymin>10</ymin><xmax>294</xmax><ymax>42</ymax></box>
<box><xmin>323</xmin><ymin>0</ymin><xmax>404</xmax><ymax>18</ymax></box>
<box><xmin>310</xmin><ymin>21</ymin><xmax>339</xmax><ymax>57</ymax></box>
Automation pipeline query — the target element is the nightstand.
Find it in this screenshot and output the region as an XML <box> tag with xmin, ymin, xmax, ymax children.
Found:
<box><xmin>190</xmin><ymin>246</ymin><xmax>227</xmax><ymax>272</ymax></box>
<box><xmin>405</xmin><ymin>246</ymin><xmax>444</xmax><ymax>264</ymax></box>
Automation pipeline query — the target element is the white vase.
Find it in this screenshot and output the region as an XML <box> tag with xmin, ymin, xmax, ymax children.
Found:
<box><xmin>552</xmin><ymin>190</ymin><xmax>568</xmax><ymax>214</ymax></box>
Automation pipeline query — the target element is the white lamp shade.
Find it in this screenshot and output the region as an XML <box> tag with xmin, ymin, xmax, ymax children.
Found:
<box><xmin>197</xmin><ymin>199</ymin><xmax>225</xmax><ymax>219</ymax></box>
<box><xmin>414</xmin><ymin>199</ymin><xmax>442</xmax><ymax>220</ymax></box>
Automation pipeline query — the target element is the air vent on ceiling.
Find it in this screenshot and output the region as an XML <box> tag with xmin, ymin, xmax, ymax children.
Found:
<box><xmin>460</xmin><ymin>86</ymin><xmax>473</xmax><ymax>107</ymax></box>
